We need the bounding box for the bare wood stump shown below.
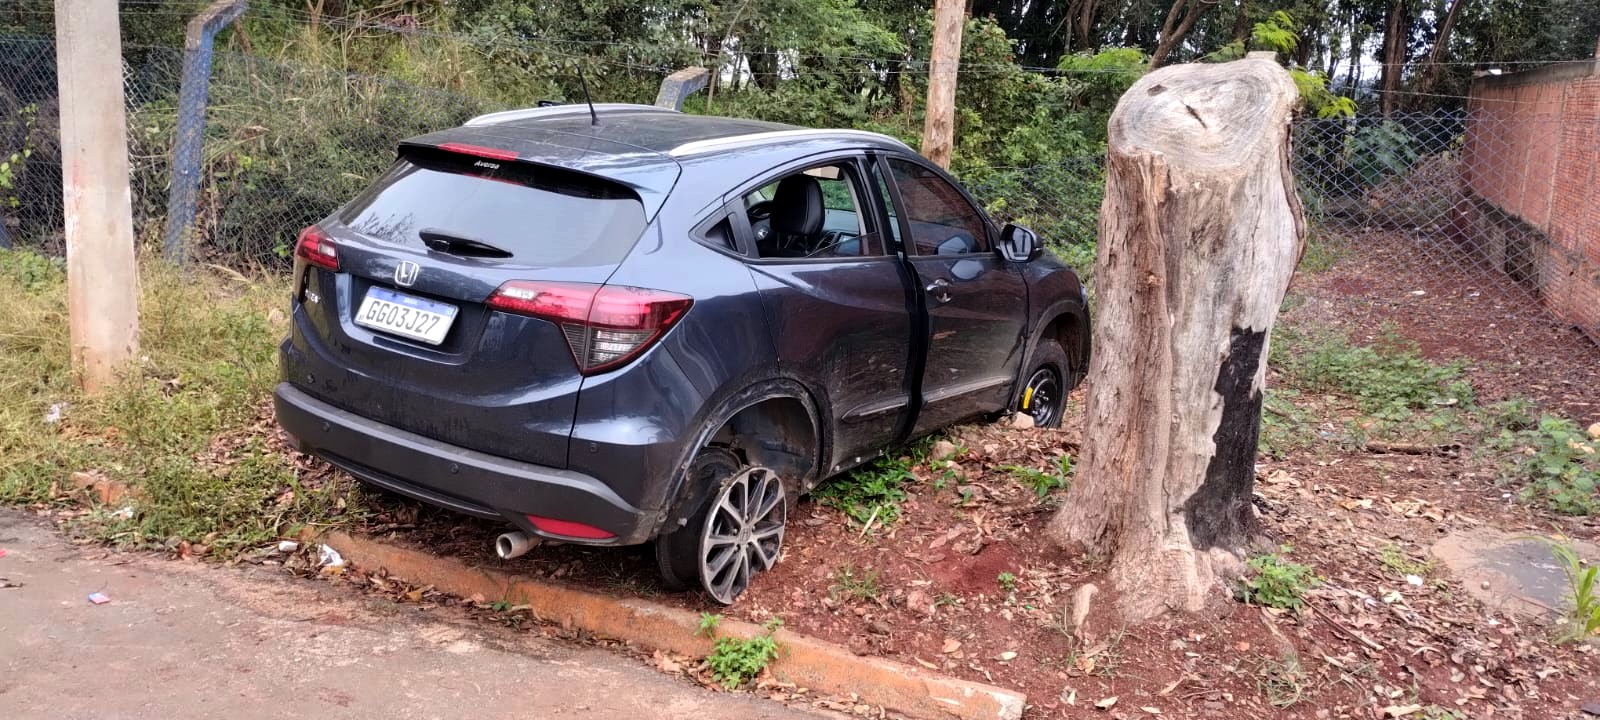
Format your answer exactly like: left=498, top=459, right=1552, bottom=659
left=1045, top=56, right=1304, bottom=621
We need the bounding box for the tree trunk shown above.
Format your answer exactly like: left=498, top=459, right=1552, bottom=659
left=921, top=0, right=965, bottom=169
left=1149, top=0, right=1213, bottom=68
left=1409, top=0, right=1469, bottom=108
left=1230, top=0, right=1251, bottom=45
left=1072, top=0, right=1101, bottom=52
left=1044, top=54, right=1304, bottom=622
left=1378, top=0, right=1409, bottom=116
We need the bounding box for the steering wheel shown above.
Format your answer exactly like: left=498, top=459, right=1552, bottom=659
left=746, top=200, right=775, bottom=244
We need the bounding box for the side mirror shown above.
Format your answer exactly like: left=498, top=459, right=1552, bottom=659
left=998, top=224, right=1042, bottom=263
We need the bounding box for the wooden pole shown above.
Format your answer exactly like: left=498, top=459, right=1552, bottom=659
left=1045, top=54, right=1303, bottom=622
left=56, top=0, right=140, bottom=393
left=920, top=0, right=964, bottom=169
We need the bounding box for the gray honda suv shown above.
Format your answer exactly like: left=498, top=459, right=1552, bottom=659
left=274, top=103, right=1089, bottom=603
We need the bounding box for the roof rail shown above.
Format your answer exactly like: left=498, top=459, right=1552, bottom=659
left=669, top=129, right=913, bottom=158
left=465, top=103, right=679, bottom=127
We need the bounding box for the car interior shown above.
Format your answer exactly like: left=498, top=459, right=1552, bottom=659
left=744, top=164, right=873, bottom=259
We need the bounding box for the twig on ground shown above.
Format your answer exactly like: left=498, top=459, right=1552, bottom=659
left=1361, top=441, right=1460, bottom=456
left=1307, top=601, right=1387, bottom=652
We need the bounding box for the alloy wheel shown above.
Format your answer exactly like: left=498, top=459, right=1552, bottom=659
left=698, top=466, right=786, bottom=605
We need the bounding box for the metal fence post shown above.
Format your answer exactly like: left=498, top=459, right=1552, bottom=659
left=0, top=212, right=10, bottom=250
left=161, top=0, right=247, bottom=263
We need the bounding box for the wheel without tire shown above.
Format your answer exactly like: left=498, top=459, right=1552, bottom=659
left=654, top=452, right=787, bottom=604
left=1019, top=341, right=1070, bottom=428
left=697, top=466, right=786, bottom=604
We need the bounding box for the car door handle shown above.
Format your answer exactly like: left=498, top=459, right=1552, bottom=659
left=925, top=278, right=953, bottom=304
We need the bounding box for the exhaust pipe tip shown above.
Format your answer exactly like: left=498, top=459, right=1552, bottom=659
left=495, top=531, right=538, bottom=560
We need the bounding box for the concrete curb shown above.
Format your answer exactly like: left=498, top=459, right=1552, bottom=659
left=324, top=532, right=1026, bottom=720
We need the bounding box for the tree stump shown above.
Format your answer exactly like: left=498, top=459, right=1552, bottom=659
left=1045, top=56, right=1304, bottom=621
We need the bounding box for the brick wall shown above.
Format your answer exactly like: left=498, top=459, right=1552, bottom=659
left=1467, top=60, right=1600, bottom=341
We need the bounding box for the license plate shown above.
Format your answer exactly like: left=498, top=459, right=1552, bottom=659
left=354, top=287, right=458, bottom=345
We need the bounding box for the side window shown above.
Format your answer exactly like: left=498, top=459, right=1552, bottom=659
left=699, top=216, right=736, bottom=252
left=741, top=163, right=880, bottom=259
left=885, top=158, right=990, bottom=256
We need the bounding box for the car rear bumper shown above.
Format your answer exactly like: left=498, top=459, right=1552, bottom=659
left=273, top=382, right=651, bottom=545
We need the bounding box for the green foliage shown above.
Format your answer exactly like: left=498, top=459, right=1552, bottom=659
left=0, top=103, right=35, bottom=210
left=1291, top=70, right=1357, bottom=119
left=703, top=617, right=784, bottom=689
left=1239, top=545, right=1320, bottom=611
left=1274, top=327, right=1471, bottom=415
left=1001, top=455, right=1071, bottom=499
left=829, top=564, right=881, bottom=601
left=1491, top=416, right=1600, bottom=515
left=996, top=571, right=1017, bottom=592
left=1258, top=388, right=1313, bottom=459
left=1529, top=537, right=1600, bottom=642
left=0, top=253, right=363, bottom=554
left=1251, top=11, right=1300, bottom=55
left=813, top=453, right=912, bottom=527
left=697, top=612, right=722, bottom=636
left=0, top=248, right=63, bottom=291
left=1347, top=122, right=1420, bottom=187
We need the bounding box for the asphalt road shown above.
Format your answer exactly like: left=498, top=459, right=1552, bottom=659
left=0, top=509, right=818, bottom=719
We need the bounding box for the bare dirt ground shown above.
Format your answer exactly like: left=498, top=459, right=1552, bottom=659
left=313, top=230, right=1600, bottom=719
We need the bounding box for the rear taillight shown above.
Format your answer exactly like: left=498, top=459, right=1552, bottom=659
left=294, top=226, right=338, bottom=271
left=487, top=281, right=692, bottom=375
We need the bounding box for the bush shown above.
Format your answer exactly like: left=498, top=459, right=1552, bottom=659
left=1239, top=545, right=1320, bottom=611
left=698, top=616, right=784, bottom=689
left=1492, top=416, right=1600, bottom=515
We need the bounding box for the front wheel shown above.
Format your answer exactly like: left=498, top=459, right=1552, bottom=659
left=1018, top=341, right=1070, bottom=428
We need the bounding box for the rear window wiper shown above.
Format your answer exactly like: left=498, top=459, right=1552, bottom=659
left=419, top=229, right=513, bottom=259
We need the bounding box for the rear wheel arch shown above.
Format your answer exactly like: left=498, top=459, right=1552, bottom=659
left=656, top=378, right=825, bottom=535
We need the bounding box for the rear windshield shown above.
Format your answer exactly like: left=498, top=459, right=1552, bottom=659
left=336, top=147, right=647, bottom=266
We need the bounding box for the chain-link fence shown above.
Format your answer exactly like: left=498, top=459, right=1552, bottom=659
left=0, top=33, right=500, bottom=262
left=2, top=30, right=1595, bottom=374
left=1291, top=112, right=1600, bottom=352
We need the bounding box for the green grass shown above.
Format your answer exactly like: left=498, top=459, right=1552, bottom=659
left=829, top=564, right=881, bottom=601
left=1273, top=326, right=1472, bottom=414
left=1528, top=537, right=1600, bottom=643
left=1238, top=545, right=1320, bottom=611
left=0, top=249, right=363, bottom=556
left=1000, top=454, right=1072, bottom=499
left=1259, top=388, right=1315, bottom=458
left=813, top=451, right=917, bottom=528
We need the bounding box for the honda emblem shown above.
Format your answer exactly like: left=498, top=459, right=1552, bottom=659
left=394, top=260, right=420, bottom=287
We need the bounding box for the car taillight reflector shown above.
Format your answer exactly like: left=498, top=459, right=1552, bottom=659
left=526, top=514, right=615, bottom=540
left=437, top=142, right=520, bottom=161
left=486, top=281, right=692, bottom=375
left=294, top=225, right=338, bottom=270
